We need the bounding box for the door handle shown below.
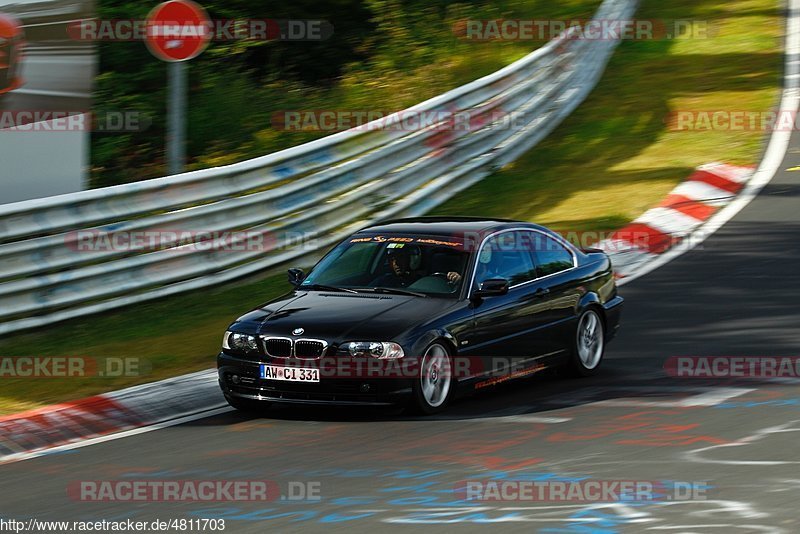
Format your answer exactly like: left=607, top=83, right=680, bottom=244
left=534, top=287, right=550, bottom=298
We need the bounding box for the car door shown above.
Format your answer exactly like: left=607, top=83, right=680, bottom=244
left=461, top=230, right=554, bottom=381
left=525, top=231, right=582, bottom=359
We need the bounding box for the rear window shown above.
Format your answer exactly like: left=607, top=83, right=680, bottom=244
left=532, top=234, right=575, bottom=277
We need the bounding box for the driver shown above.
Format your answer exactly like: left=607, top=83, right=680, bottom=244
left=371, top=245, right=461, bottom=288
left=371, top=245, right=422, bottom=288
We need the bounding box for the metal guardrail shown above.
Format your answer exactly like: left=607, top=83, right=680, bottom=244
left=0, top=0, right=637, bottom=335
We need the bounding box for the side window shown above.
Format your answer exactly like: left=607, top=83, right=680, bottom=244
left=473, top=231, right=537, bottom=288
left=530, top=233, right=574, bottom=277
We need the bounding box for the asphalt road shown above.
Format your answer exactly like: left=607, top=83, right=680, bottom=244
left=2, top=59, right=800, bottom=534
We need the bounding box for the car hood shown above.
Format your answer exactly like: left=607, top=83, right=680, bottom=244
left=235, top=290, right=456, bottom=342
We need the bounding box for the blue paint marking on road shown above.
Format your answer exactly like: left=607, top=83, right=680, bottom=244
left=379, top=481, right=438, bottom=494
left=143, top=468, right=702, bottom=526
left=328, top=497, right=377, bottom=506
left=319, top=512, right=377, bottom=523
left=715, top=398, right=800, bottom=409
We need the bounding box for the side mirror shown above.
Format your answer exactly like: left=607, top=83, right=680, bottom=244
left=473, top=278, right=509, bottom=298
left=287, top=268, right=305, bottom=287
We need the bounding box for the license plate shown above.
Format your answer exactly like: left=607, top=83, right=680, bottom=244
left=260, top=365, right=320, bottom=382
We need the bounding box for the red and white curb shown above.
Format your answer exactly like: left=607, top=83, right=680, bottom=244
left=594, top=163, right=754, bottom=278
left=0, top=369, right=223, bottom=464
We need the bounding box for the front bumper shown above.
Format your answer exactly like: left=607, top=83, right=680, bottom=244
left=217, top=351, right=414, bottom=406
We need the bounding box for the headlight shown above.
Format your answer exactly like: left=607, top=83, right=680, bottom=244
left=345, top=341, right=404, bottom=359
left=222, top=331, right=258, bottom=352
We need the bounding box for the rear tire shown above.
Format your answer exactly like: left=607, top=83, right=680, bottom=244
left=566, top=308, right=605, bottom=377
left=408, top=342, right=454, bottom=415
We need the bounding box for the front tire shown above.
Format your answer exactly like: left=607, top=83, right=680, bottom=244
left=408, top=342, right=454, bottom=415
left=567, top=308, right=605, bottom=377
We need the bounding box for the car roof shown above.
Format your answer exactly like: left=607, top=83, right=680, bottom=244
left=358, top=217, right=552, bottom=236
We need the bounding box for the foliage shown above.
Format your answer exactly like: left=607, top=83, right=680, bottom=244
left=90, top=0, right=598, bottom=186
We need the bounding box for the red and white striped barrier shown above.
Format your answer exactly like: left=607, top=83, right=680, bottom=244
left=0, top=369, right=222, bottom=463
left=595, top=163, right=754, bottom=278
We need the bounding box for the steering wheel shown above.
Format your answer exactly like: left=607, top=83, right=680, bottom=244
left=430, top=272, right=456, bottom=284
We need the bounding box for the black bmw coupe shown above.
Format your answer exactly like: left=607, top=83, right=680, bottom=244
left=217, top=217, right=623, bottom=414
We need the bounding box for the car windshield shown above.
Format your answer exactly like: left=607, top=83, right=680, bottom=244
left=299, top=234, right=470, bottom=296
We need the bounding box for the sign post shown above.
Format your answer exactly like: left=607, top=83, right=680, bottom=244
left=145, top=0, right=211, bottom=175
left=166, top=62, right=186, bottom=175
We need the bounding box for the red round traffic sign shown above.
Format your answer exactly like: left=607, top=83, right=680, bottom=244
left=145, top=0, right=211, bottom=62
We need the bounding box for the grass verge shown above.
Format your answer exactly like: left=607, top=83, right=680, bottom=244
left=0, top=0, right=781, bottom=414
left=434, top=0, right=781, bottom=230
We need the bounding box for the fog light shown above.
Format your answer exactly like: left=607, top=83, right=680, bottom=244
left=231, top=374, right=240, bottom=385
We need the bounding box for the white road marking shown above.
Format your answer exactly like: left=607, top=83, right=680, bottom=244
left=546, top=387, right=753, bottom=408
left=685, top=420, right=800, bottom=466
left=0, top=405, right=232, bottom=466
left=461, top=415, right=572, bottom=424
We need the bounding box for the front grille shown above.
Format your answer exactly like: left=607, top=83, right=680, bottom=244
left=260, top=336, right=328, bottom=359
left=295, top=340, right=326, bottom=359
left=263, top=337, right=292, bottom=358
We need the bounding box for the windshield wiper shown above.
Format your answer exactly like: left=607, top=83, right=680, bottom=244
left=300, top=284, right=359, bottom=294
left=371, top=287, right=427, bottom=298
